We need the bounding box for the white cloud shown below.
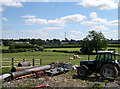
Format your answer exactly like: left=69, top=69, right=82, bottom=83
left=19, top=26, right=64, bottom=39
left=90, top=12, right=97, bottom=19
left=20, top=27, right=64, bottom=33
left=81, top=18, right=107, bottom=25
left=60, top=14, right=86, bottom=22
left=0, top=7, right=4, bottom=12
left=2, top=2, right=23, bottom=7
left=103, top=30, right=118, bottom=39
left=81, top=12, right=118, bottom=26
left=1, top=0, right=26, bottom=7
left=41, top=27, right=64, bottom=31
left=2, top=30, right=15, bottom=33
left=2, top=17, right=8, bottom=21
left=89, top=25, right=109, bottom=31
left=43, top=0, right=49, bottom=2
left=19, top=0, right=26, bottom=2
left=25, top=19, right=47, bottom=25
left=71, top=30, right=82, bottom=34
left=69, top=35, right=76, bottom=39
left=77, top=0, right=118, bottom=10
left=1, top=0, right=25, bottom=12
left=25, top=14, right=86, bottom=26
left=107, top=20, right=118, bottom=26
left=21, top=14, right=36, bottom=18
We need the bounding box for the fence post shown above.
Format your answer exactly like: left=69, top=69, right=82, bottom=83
left=12, top=58, right=14, bottom=67
left=33, top=59, right=35, bottom=66
left=23, top=58, right=25, bottom=62
left=40, top=59, right=42, bottom=65
left=88, top=55, right=90, bottom=60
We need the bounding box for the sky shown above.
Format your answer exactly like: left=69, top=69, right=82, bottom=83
left=1, top=0, right=119, bottom=40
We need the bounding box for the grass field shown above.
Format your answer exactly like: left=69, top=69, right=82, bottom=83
left=2, top=51, right=96, bottom=65
left=45, top=47, right=120, bottom=53
left=1, top=47, right=120, bottom=74
left=107, top=47, right=120, bottom=53
left=44, top=48, right=81, bottom=52
left=1, top=51, right=96, bottom=74
left=0, top=46, right=9, bottom=50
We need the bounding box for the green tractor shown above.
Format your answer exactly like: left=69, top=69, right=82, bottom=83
left=77, top=51, right=120, bottom=79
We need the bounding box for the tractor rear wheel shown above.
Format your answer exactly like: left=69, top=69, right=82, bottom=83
left=77, top=65, right=88, bottom=77
left=100, top=64, right=118, bottom=79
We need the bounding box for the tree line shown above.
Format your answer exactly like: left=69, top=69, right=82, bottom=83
left=1, top=30, right=119, bottom=54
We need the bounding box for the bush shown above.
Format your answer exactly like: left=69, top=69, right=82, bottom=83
left=14, top=43, right=35, bottom=49
left=10, top=49, right=17, bottom=53
left=38, top=46, right=44, bottom=51
left=44, top=45, right=81, bottom=48
left=108, top=44, right=120, bottom=47
left=34, top=48, right=39, bottom=51
left=2, top=49, right=10, bottom=53
left=16, top=48, right=26, bottom=52
left=2, top=49, right=17, bottom=53
left=9, top=44, right=15, bottom=49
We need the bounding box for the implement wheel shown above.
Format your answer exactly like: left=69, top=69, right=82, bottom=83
left=77, top=65, right=88, bottom=77
left=100, top=64, right=118, bottom=80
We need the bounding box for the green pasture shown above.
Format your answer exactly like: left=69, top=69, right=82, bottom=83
left=2, top=51, right=96, bottom=74
left=107, top=47, right=120, bottom=53
left=2, top=51, right=96, bottom=65
left=1, top=47, right=120, bottom=74
left=44, top=48, right=81, bottom=52
left=45, top=47, right=120, bottom=53
left=0, top=46, right=9, bottom=50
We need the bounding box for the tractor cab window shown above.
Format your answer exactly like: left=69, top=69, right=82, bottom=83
left=105, top=53, right=112, bottom=61
left=96, top=54, right=100, bottom=61
left=100, top=54, right=104, bottom=61
left=96, top=54, right=104, bottom=61
left=112, top=54, right=116, bottom=60
left=116, top=54, right=120, bottom=62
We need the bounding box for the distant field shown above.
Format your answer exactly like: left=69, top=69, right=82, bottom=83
left=45, top=47, right=120, bottom=53
left=0, top=46, right=9, bottom=50
left=107, top=47, right=120, bottom=53
left=44, top=48, right=81, bottom=52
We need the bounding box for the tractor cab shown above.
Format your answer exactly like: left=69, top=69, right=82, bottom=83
left=95, top=51, right=120, bottom=71
left=96, top=51, right=120, bottom=62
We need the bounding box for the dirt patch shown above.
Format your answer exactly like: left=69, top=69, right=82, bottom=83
left=2, top=70, right=120, bottom=88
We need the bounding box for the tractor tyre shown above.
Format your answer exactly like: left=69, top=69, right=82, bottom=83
left=77, top=65, right=88, bottom=77
left=100, top=64, right=118, bottom=80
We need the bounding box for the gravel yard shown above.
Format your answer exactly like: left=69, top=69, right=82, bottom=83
left=2, top=70, right=120, bottom=88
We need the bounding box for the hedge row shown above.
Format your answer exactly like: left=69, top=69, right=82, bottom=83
left=44, top=45, right=81, bottom=48
left=2, top=47, right=44, bottom=53
left=108, top=44, right=120, bottom=47
left=44, top=43, right=120, bottom=48
left=14, top=43, right=35, bottom=49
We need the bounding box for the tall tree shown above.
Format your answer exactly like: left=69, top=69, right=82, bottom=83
left=81, top=30, right=108, bottom=54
